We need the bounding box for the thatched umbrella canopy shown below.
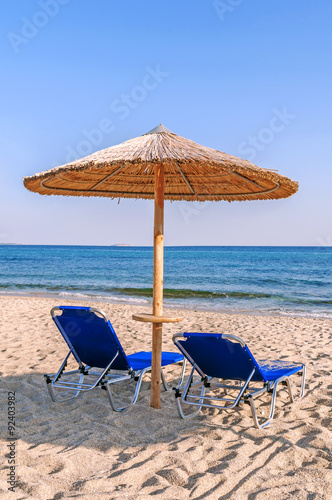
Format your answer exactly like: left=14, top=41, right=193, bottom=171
left=24, top=124, right=297, bottom=201
left=24, top=124, right=298, bottom=408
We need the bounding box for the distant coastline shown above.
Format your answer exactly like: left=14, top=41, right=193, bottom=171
left=0, top=244, right=331, bottom=248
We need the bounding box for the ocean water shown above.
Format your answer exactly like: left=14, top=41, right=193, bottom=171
left=0, top=245, right=331, bottom=319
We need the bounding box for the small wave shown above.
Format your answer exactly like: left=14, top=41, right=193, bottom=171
left=0, top=290, right=330, bottom=319
left=0, top=283, right=85, bottom=291
left=58, top=291, right=149, bottom=304
left=111, top=287, right=275, bottom=300
left=1, top=284, right=331, bottom=307
left=59, top=291, right=91, bottom=298
left=112, top=287, right=332, bottom=305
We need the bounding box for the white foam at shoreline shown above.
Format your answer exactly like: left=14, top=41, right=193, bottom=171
left=0, top=290, right=331, bottom=320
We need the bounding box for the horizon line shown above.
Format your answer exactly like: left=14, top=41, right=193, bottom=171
left=0, top=244, right=330, bottom=248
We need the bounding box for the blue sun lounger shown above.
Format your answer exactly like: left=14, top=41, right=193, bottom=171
left=173, top=333, right=305, bottom=429
left=45, top=306, right=185, bottom=411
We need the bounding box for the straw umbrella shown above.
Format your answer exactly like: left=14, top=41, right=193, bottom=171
left=23, top=124, right=298, bottom=408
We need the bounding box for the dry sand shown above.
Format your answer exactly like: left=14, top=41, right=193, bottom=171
left=0, top=295, right=331, bottom=499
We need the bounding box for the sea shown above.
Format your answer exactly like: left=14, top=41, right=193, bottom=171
left=0, top=245, right=331, bottom=319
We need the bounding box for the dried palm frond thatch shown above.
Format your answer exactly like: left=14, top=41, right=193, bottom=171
left=23, top=124, right=298, bottom=202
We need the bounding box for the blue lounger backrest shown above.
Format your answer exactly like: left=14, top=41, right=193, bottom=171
left=178, top=333, right=265, bottom=382
left=52, top=306, right=131, bottom=370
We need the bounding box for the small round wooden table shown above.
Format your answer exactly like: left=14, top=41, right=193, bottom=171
left=132, top=314, right=183, bottom=324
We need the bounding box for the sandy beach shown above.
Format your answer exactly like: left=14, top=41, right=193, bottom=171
left=0, top=295, right=331, bottom=499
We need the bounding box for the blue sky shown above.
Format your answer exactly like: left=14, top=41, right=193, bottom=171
left=0, top=0, right=331, bottom=245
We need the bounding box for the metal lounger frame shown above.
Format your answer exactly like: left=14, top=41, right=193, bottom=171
left=45, top=307, right=186, bottom=412
left=173, top=333, right=306, bottom=429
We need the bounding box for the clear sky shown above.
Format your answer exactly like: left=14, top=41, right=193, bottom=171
left=1, top=1, right=331, bottom=246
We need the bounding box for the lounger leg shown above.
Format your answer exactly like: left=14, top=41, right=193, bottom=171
left=46, top=382, right=73, bottom=403
left=175, top=365, right=206, bottom=419
left=105, top=382, right=136, bottom=412
left=161, top=368, right=169, bottom=391
left=284, top=365, right=306, bottom=403
left=44, top=349, right=88, bottom=403
left=249, top=367, right=306, bottom=429
left=248, top=383, right=278, bottom=429
left=45, top=372, right=85, bottom=403
left=105, top=369, right=149, bottom=412
left=160, top=359, right=187, bottom=392
left=299, top=366, right=306, bottom=399
left=285, top=378, right=294, bottom=402
left=176, top=358, right=187, bottom=388
left=105, top=384, right=126, bottom=412
left=176, top=384, right=206, bottom=419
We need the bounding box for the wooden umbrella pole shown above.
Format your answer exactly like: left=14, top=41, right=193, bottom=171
left=150, top=163, right=165, bottom=409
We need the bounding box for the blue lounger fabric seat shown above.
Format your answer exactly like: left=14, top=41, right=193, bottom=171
left=173, top=332, right=305, bottom=429
left=45, top=306, right=185, bottom=411
left=126, top=351, right=184, bottom=371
